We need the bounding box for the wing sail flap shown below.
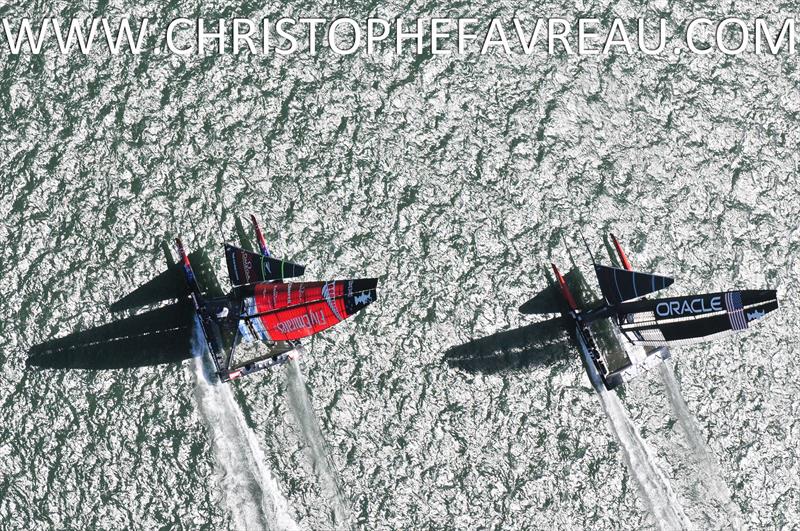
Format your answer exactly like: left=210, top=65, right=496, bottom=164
left=240, top=279, right=378, bottom=341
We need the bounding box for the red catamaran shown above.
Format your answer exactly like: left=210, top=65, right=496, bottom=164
left=27, top=215, right=378, bottom=382
left=177, top=216, right=378, bottom=382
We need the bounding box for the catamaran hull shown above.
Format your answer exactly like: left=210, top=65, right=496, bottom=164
left=218, top=350, right=297, bottom=382
left=575, top=324, right=608, bottom=393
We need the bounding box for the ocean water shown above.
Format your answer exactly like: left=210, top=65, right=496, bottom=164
left=1, top=2, right=799, bottom=529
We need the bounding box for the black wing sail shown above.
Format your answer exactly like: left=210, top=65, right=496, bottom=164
left=594, top=264, right=674, bottom=305
left=615, top=290, right=778, bottom=346
left=224, top=244, right=305, bottom=286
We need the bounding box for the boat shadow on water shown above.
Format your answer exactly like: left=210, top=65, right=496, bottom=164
left=444, top=269, right=583, bottom=375
left=26, top=302, right=196, bottom=370
left=443, top=317, right=573, bottom=374
left=26, top=243, right=222, bottom=371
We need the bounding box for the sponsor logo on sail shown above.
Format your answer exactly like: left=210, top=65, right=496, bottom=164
left=242, top=251, right=253, bottom=283
left=276, top=309, right=326, bottom=334
left=354, top=292, right=372, bottom=305
left=228, top=248, right=240, bottom=282
left=322, top=281, right=345, bottom=321
left=746, top=309, right=765, bottom=321
left=725, top=291, right=748, bottom=331
left=655, top=296, right=722, bottom=317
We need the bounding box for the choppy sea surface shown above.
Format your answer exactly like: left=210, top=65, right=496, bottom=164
left=1, top=1, right=799, bottom=529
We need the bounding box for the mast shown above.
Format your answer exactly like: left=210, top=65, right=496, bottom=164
left=551, top=263, right=578, bottom=311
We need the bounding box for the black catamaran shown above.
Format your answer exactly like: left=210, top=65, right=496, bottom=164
left=28, top=215, right=379, bottom=382
left=550, top=234, right=778, bottom=390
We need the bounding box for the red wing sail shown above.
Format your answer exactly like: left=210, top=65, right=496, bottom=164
left=240, top=279, right=378, bottom=341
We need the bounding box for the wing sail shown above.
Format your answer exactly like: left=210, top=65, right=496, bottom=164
left=225, top=244, right=305, bottom=286
left=594, top=264, right=674, bottom=305
left=615, top=290, right=778, bottom=346
left=238, top=279, right=378, bottom=341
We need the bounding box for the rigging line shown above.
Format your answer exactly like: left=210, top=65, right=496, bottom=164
left=579, top=229, right=596, bottom=265
left=202, top=187, right=228, bottom=245
left=561, top=233, right=576, bottom=266
left=217, top=215, right=228, bottom=245
left=186, top=208, right=199, bottom=243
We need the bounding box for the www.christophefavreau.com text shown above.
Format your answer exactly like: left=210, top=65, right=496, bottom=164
left=1, top=17, right=797, bottom=57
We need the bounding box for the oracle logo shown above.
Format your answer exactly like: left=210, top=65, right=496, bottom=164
left=655, top=296, right=722, bottom=317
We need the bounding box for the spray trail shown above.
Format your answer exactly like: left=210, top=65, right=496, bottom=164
left=285, top=354, right=351, bottom=529
left=578, top=333, right=691, bottom=530
left=190, top=323, right=299, bottom=531
left=658, top=359, right=743, bottom=526
left=597, top=386, right=692, bottom=530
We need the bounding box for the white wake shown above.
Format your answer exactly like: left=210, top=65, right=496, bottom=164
left=658, top=359, right=743, bottom=527
left=285, top=355, right=351, bottom=529
left=578, top=331, right=691, bottom=530
left=189, top=322, right=298, bottom=531
left=597, top=385, right=692, bottom=530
